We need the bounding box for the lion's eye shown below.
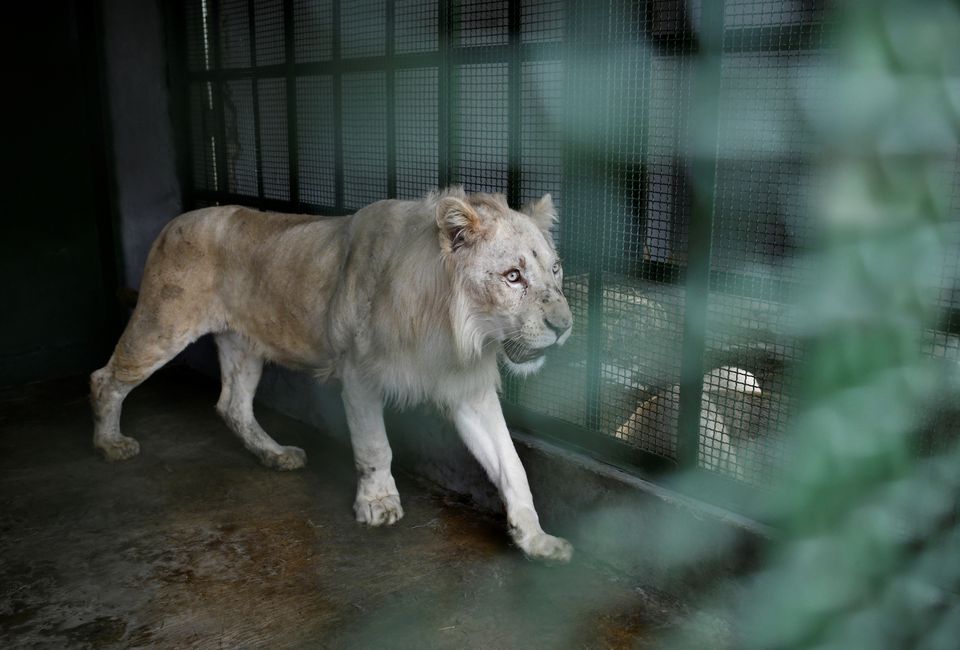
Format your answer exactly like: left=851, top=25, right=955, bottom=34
left=552, top=261, right=561, bottom=274
left=505, top=269, right=523, bottom=284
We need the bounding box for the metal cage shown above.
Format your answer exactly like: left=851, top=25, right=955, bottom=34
left=169, top=0, right=960, bottom=514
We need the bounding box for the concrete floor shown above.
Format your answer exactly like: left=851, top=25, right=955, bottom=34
left=1, top=366, right=698, bottom=649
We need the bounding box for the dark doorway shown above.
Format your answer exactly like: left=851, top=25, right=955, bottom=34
left=2, top=2, right=119, bottom=385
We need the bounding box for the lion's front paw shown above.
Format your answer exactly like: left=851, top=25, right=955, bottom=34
left=354, top=494, right=404, bottom=526
left=95, top=435, right=141, bottom=462
left=521, top=533, right=573, bottom=564
left=261, top=445, right=307, bottom=471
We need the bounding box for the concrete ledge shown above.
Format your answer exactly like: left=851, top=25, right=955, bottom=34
left=510, top=430, right=769, bottom=600
left=513, top=430, right=773, bottom=540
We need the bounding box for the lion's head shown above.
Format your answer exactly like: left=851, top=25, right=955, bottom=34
left=435, top=188, right=573, bottom=375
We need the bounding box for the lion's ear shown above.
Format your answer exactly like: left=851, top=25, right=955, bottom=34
left=436, top=196, right=483, bottom=253
left=522, top=193, right=558, bottom=236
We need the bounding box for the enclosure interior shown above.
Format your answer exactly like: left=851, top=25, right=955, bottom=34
left=2, top=0, right=958, bottom=647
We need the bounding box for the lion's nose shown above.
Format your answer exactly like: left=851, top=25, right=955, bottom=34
left=545, top=317, right=571, bottom=341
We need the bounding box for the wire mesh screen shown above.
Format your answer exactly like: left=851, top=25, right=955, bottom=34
left=223, top=79, right=258, bottom=195
left=256, top=78, right=290, bottom=200
left=395, top=0, right=439, bottom=53
left=455, top=62, right=509, bottom=194
left=341, top=72, right=388, bottom=209
left=395, top=67, right=439, bottom=199
left=253, top=0, right=286, bottom=65
left=177, top=0, right=960, bottom=498
left=188, top=81, right=218, bottom=192
left=297, top=75, right=336, bottom=207
left=702, top=4, right=828, bottom=484
left=454, top=1, right=509, bottom=47
left=293, top=0, right=334, bottom=62
left=341, top=0, right=387, bottom=58
left=218, top=0, right=252, bottom=68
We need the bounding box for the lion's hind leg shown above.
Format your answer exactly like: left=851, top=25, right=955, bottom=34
left=215, top=332, right=306, bottom=471
left=91, top=297, right=206, bottom=461
left=91, top=364, right=143, bottom=462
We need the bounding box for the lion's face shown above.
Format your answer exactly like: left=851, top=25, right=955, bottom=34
left=437, top=191, right=573, bottom=375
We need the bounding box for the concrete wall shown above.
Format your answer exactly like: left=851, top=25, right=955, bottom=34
left=101, top=0, right=182, bottom=288
left=1, top=2, right=118, bottom=385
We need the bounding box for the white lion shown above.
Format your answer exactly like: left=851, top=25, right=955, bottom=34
left=90, top=187, right=574, bottom=562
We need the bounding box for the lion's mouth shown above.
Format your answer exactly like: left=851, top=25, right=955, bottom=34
left=503, top=341, right=547, bottom=364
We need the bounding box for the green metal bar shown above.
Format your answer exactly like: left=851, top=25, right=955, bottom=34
left=183, top=42, right=562, bottom=81
left=283, top=0, right=299, bottom=208
left=446, top=1, right=462, bottom=186
left=507, top=0, right=522, bottom=208
left=385, top=0, right=397, bottom=199
left=209, top=0, right=230, bottom=195
left=579, top=1, right=609, bottom=433
left=332, top=0, right=344, bottom=209
left=722, top=22, right=825, bottom=53
left=675, top=0, right=725, bottom=469
left=437, top=0, right=451, bottom=187
left=163, top=0, right=193, bottom=211
left=194, top=189, right=351, bottom=215
left=633, top=1, right=655, bottom=278
left=247, top=0, right=265, bottom=205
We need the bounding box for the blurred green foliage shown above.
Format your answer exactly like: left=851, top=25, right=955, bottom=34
left=717, top=1, right=960, bottom=647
